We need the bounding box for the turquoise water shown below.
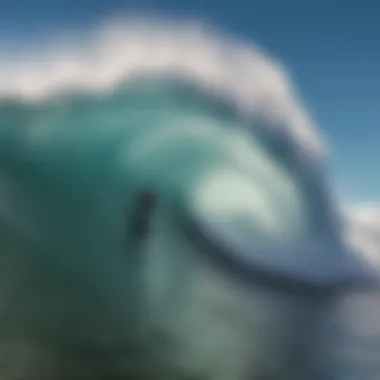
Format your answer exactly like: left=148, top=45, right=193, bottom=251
left=0, top=77, right=378, bottom=379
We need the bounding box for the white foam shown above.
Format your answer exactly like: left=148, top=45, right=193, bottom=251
left=0, top=16, right=324, bottom=164
left=345, top=205, right=380, bottom=268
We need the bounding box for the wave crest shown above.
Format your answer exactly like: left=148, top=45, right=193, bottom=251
left=0, top=17, right=323, bottom=161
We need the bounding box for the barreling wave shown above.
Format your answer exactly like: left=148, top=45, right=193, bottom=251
left=0, top=16, right=375, bottom=380
left=0, top=16, right=348, bottom=283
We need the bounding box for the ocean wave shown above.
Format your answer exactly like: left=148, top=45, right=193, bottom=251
left=0, top=17, right=346, bottom=283
left=0, top=16, right=377, bottom=380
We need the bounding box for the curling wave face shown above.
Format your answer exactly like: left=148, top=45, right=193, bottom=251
left=0, top=18, right=364, bottom=380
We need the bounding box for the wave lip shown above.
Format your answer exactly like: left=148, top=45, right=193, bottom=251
left=0, top=17, right=323, bottom=161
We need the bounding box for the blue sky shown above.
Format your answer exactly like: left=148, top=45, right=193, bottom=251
left=1, top=0, right=379, bottom=203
